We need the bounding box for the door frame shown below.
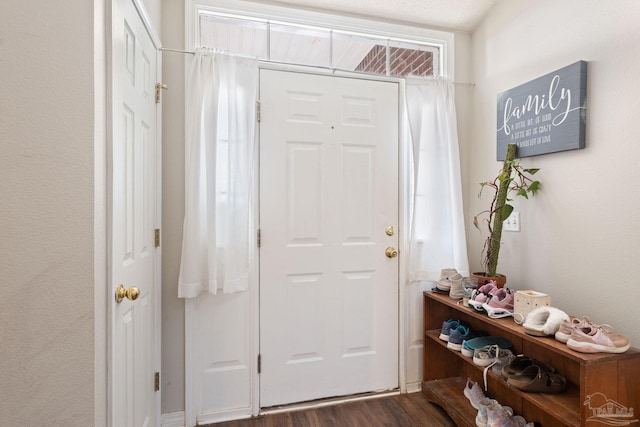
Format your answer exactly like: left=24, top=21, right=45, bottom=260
left=106, top=0, right=163, bottom=425
left=254, top=63, right=411, bottom=410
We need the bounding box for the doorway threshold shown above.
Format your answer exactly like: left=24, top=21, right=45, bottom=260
left=259, top=389, right=401, bottom=416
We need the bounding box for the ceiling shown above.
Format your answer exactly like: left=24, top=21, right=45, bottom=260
left=267, top=0, right=497, bottom=31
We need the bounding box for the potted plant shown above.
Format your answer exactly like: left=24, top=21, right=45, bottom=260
left=472, top=143, right=541, bottom=287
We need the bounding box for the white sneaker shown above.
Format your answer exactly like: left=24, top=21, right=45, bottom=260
left=436, top=268, right=459, bottom=292
left=463, top=378, right=486, bottom=409
left=448, top=274, right=464, bottom=300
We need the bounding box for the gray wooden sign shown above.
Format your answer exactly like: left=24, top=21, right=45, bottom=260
left=496, top=61, right=587, bottom=160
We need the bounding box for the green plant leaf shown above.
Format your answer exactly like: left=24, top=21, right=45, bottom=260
left=473, top=216, right=480, bottom=230
left=478, top=182, right=490, bottom=198
left=528, top=180, right=540, bottom=194
left=502, top=204, right=514, bottom=220
left=524, top=168, right=540, bottom=175
left=517, top=188, right=529, bottom=199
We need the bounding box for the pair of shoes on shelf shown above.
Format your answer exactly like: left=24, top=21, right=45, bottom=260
left=488, top=408, right=534, bottom=427
left=501, top=355, right=555, bottom=378
left=468, top=283, right=515, bottom=318
left=473, top=345, right=515, bottom=369
left=461, top=336, right=512, bottom=358
left=435, top=268, right=465, bottom=300
left=490, top=348, right=516, bottom=377
left=482, top=288, right=515, bottom=318
left=468, top=281, right=498, bottom=309
left=503, top=356, right=566, bottom=394
left=448, top=324, right=480, bottom=351
left=555, top=316, right=630, bottom=354
left=477, top=398, right=534, bottom=427
left=439, top=319, right=466, bottom=342
left=465, top=378, right=534, bottom=426
left=474, top=345, right=515, bottom=393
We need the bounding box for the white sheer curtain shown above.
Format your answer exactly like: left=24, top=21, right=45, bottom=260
left=178, top=49, right=258, bottom=298
left=405, top=78, right=469, bottom=282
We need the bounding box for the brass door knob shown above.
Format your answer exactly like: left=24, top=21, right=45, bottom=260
left=385, top=247, right=398, bottom=258
left=116, top=284, right=140, bottom=303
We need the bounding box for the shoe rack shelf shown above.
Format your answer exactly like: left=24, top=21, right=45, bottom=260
left=422, top=291, right=640, bottom=427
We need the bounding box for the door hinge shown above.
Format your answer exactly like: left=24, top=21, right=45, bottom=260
left=154, top=372, right=160, bottom=391
left=155, top=83, right=168, bottom=103
left=257, top=228, right=261, bottom=248
left=257, top=354, right=261, bottom=374
left=256, top=100, right=261, bottom=122
left=155, top=228, right=161, bottom=248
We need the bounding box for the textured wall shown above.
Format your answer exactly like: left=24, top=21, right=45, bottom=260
left=468, top=0, right=640, bottom=346
left=0, top=0, right=95, bottom=425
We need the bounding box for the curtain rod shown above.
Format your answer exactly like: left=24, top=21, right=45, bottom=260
left=159, top=47, right=475, bottom=86
left=160, top=47, right=195, bottom=54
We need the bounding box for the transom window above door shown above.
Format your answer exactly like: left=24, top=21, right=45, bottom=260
left=190, top=0, right=454, bottom=77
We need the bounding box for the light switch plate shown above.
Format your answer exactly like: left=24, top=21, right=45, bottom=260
left=504, top=211, right=520, bottom=232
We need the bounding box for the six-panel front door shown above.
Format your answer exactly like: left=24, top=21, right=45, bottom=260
left=259, top=69, right=399, bottom=407
left=110, top=0, right=160, bottom=425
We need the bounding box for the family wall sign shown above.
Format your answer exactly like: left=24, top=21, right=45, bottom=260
left=496, top=61, right=587, bottom=160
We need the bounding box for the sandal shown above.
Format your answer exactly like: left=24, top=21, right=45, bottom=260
left=507, top=365, right=567, bottom=393
left=501, top=355, right=555, bottom=379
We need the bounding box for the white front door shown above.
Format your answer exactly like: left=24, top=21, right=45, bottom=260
left=110, top=0, right=161, bottom=425
left=259, top=69, right=399, bottom=407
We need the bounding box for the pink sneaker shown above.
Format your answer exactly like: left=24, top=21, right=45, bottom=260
left=470, top=281, right=498, bottom=303
left=484, top=288, right=514, bottom=310
left=468, top=282, right=498, bottom=311
left=555, top=316, right=591, bottom=343
left=567, top=323, right=630, bottom=353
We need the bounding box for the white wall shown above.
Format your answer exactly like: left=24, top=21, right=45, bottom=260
left=0, top=1, right=95, bottom=425
left=468, top=0, right=640, bottom=346
left=0, top=0, right=163, bottom=425
left=160, top=0, right=187, bottom=415
left=144, top=0, right=163, bottom=30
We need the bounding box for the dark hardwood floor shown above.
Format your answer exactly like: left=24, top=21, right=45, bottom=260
left=205, top=392, right=457, bottom=427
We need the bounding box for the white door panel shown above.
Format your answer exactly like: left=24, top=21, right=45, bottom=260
left=259, top=70, right=399, bottom=407
left=111, top=0, right=160, bottom=425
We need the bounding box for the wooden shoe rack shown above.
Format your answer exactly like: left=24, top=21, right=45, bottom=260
left=422, top=291, right=640, bottom=426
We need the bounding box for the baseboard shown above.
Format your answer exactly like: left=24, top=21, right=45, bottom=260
left=406, top=381, right=422, bottom=393
left=161, top=411, right=185, bottom=427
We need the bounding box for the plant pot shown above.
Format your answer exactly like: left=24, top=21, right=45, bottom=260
left=471, top=272, right=507, bottom=288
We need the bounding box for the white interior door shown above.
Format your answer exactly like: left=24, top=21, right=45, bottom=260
left=259, top=69, right=399, bottom=407
left=110, top=0, right=161, bottom=425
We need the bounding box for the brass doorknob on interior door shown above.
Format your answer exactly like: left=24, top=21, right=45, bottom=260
left=385, top=247, right=398, bottom=258
left=116, top=284, right=140, bottom=303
